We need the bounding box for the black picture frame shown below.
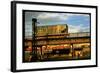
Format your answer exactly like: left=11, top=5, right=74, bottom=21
left=11, top=1, right=98, bottom=72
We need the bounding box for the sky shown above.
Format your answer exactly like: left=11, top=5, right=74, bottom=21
left=24, top=11, right=90, bottom=37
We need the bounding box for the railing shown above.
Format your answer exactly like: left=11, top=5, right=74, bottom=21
left=68, top=32, right=90, bottom=37
left=25, top=32, right=90, bottom=39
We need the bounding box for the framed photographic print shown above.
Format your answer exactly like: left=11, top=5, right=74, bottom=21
left=11, top=1, right=98, bottom=72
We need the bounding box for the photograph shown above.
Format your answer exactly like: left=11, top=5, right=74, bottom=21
left=23, top=11, right=91, bottom=62
left=11, top=1, right=97, bottom=72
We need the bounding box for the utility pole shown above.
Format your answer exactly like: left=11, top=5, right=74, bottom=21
left=31, top=18, right=37, bottom=61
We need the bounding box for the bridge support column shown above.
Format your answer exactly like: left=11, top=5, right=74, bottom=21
left=71, top=44, right=74, bottom=58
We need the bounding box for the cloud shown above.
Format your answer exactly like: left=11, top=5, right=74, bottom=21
left=68, top=24, right=90, bottom=33
left=25, top=12, right=69, bottom=27
left=36, top=13, right=68, bottom=25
